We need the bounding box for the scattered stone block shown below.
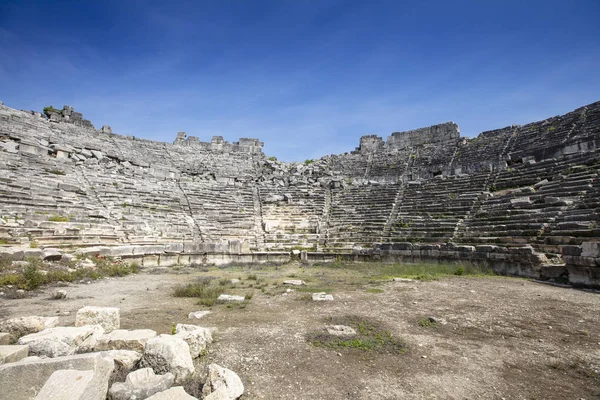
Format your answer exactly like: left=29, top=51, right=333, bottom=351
left=105, top=349, right=142, bottom=385
left=392, top=278, right=415, bottom=282
left=312, top=292, right=333, bottom=301
left=283, top=279, right=305, bottom=286
left=53, top=289, right=68, bottom=300
left=34, top=369, right=95, bottom=400
left=41, top=248, right=62, bottom=261
left=76, top=306, right=120, bottom=333
left=202, top=363, right=244, bottom=400
left=174, top=324, right=212, bottom=358
left=95, top=329, right=157, bottom=353
left=188, top=310, right=211, bottom=320
left=108, top=367, right=175, bottom=400
left=18, top=325, right=104, bottom=357
left=581, top=242, right=600, bottom=258
left=141, top=335, right=194, bottom=385
left=0, top=345, right=29, bottom=364
left=326, top=325, right=356, bottom=337
left=0, top=352, right=114, bottom=400
left=0, top=333, right=9, bottom=345
left=0, top=316, right=60, bottom=343
left=146, top=386, right=198, bottom=399
left=217, top=294, right=245, bottom=302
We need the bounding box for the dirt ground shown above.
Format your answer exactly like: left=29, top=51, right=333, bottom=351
left=1, top=263, right=599, bottom=400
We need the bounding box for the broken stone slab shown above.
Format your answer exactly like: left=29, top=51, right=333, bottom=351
left=141, top=335, right=194, bottom=385
left=187, top=310, right=211, bottom=320
left=283, top=279, right=306, bottom=286
left=0, top=333, right=9, bottom=345
left=312, top=292, right=334, bottom=301
left=145, top=386, right=198, bottom=400
left=41, top=248, right=63, bottom=261
left=18, top=325, right=104, bottom=357
left=95, top=329, right=157, bottom=353
left=173, top=325, right=212, bottom=358
left=581, top=242, right=600, bottom=258
left=76, top=306, right=120, bottom=333
left=217, top=294, right=245, bottom=302
left=34, top=369, right=96, bottom=400
left=0, top=316, right=60, bottom=343
left=0, top=345, right=29, bottom=364
left=0, top=352, right=114, bottom=400
left=105, top=349, right=142, bottom=386
left=108, top=367, right=175, bottom=400
left=326, top=325, right=356, bottom=337
left=392, top=278, right=415, bottom=282
left=202, top=363, right=244, bottom=400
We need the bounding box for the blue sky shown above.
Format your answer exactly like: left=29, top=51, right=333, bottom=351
left=1, top=0, right=599, bottom=161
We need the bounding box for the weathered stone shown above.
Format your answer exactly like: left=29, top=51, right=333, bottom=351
left=217, top=294, right=245, bottom=302
left=0, top=352, right=114, bottom=400
left=174, top=324, right=212, bottom=358
left=0, top=333, right=10, bottom=345
left=41, top=248, right=63, bottom=261
left=312, top=292, right=334, bottom=301
left=76, top=306, right=120, bottom=333
left=53, top=289, right=68, bottom=299
left=108, top=367, right=175, bottom=400
left=202, top=363, right=244, bottom=400
left=393, top=277, right=415, bottom=282
left=18, top=325, right=104, bottom=357
left=35, top=369, right=96, bottom=400
left=106, top=349, right=143, bottom=384
left=581, top=242, right=600, bottom=258
left=0, top=316, right=60, bottom=343
left=187, top=310, right=211, bottom=320
left=0, top=344, right=29, bottom=364
left=145, top=386, right=198, bottom=399
left=141, top=335, right=194, bottom=385
left=283, top=279, right=305, bottom=286
left=326, top=325, right=356, bottom=337
left=95, top=329, right=157, bottom=352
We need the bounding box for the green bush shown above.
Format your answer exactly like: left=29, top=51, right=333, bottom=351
left=23, top=264, right=45, bottom=290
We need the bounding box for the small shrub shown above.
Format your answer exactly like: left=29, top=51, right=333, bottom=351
left=246, top=274, right=258, bottom=281
left=173, top=282, right=223, bottom=307
left=245, top=291, right=254, bottom=300
left=454, top=266, right=465, bottom=276
left=22, top=264, right=45, bottom=290
left=418, top=318, right=437, bottom=328
left=29, top=241, right=39, bottom=248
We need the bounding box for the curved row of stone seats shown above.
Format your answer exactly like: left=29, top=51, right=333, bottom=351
left=259, top=185, right=325, bottom=250
left=325, top=184, right=398, bottom=249
left=179, top=180, right=257, bottom=246
left=387, top=173, right=488, bottom=243
left=459, top=156, right=600, bottom=250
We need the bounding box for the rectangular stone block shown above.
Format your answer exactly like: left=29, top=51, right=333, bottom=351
left=0, top=345, right=29, bottom=364
left=0, top=333, right=9, bottom=345
left=581, top=242, right=600, bottom=258
left=159, top=255, right=180, bottom=267
left=0, top=352, right=114, bottom=400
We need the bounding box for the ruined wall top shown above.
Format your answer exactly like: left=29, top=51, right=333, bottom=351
left=43, top=105, right=95, bottom=129
left=356, top=122, right=460, bottom=154
left=173, top=131, right=264, bottom=154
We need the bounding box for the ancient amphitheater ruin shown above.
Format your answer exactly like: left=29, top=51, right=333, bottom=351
left=0, top=100, right=599, bottom=286
left=1, top=100, right=600, bottom=399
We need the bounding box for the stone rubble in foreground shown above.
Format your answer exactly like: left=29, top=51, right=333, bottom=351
left=0, top=306, right=244, bottom=400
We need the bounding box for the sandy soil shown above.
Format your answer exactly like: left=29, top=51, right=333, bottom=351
left=1, top=265, right=599, bottom=400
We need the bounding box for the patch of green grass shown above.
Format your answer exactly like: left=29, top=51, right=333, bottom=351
left=246, top=273, right=258, bottom=281
left=173, top=280, right=223, bottom=307
left=308, top=315, right=406, bottom=354
left=418, top=318, right=437, bottom=328
left=365, top=288, right=384, bottom=293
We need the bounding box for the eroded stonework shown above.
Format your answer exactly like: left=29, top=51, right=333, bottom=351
left=0, top=101, right=599, bottom=284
